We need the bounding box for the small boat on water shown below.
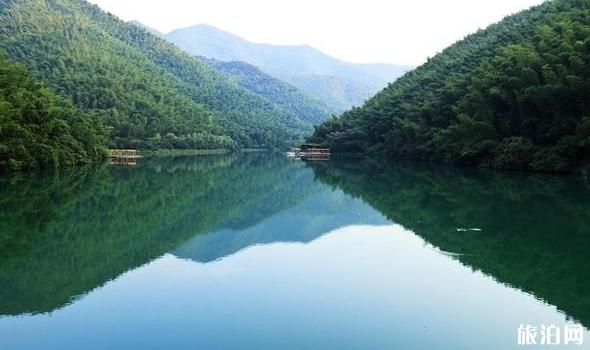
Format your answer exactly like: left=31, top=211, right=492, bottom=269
left=108, top=149, right=142, bottom=166
left=286, top=145, right=330, bottom=161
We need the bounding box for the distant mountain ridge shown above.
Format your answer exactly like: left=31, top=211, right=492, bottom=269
left=127, top=20, right=334, bottom=126
left=164, top=24, right=412, bottom=111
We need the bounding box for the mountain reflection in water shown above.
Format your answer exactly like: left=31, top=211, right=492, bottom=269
left=0, top=152, right=588, bottom=334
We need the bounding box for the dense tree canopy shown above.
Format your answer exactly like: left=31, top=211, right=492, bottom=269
left=0, top=0, right=315, bottom=152
left=309, top=0, right=590, bottom=173
left=0, top=52, right=106, bottom=170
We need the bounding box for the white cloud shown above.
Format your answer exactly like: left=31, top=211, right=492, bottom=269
left=87, top=0, right=545, bottom=65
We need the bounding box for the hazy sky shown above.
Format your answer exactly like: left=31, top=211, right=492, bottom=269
left=87, top=0, right=545, bottom=66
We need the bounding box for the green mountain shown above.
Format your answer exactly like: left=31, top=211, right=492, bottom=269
left=165, top=24, right=411, bottom=112
left=310, top=0, right=590, bottom=173
left=0, top=0, right=318, bottom=153
left=201, top=57, right=334, bottom=125
left=0, top=52, right=106, bottom=170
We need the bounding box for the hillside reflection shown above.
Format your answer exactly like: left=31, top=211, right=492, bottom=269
left=1, top=153, right=589, bottom=330
left=0, top=154, right=316, bottom=315
left=309, top=157, right=590, bottom=327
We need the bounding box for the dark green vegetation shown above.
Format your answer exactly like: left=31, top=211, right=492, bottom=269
left=310, top=0, right=590, bottom=173
left=0, top=0, right=320, bottom=155
left=201, top=57, right=333, bottom=125
left=0, top=153, right=315, bottom=315
left=0, top=52, right=106, bottom=170
left=310, top=157, right=590, bottom=327
left=165, top=24, right=411, bottom=112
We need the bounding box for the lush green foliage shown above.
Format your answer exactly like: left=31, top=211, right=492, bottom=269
left=310, top=0, right=590, bottom=173
left=0, top=52, right=106, bottom=170
left=203, top=58, right=334, bottom=125
left=0, top=0, right=314, bottom=151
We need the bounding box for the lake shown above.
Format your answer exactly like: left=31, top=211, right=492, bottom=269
left=0, top=153, right=589, bottom=349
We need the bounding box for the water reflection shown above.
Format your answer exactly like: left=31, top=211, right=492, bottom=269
left=309, top=157, right=590, bottom=327
left=0, top=154, right=319, bottom=315
left=0, top=152, right=588, bottom=346
left=173, top=187, right=388, bottom=263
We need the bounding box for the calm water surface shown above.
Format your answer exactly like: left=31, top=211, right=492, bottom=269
left=0, top=153, right=589, bottom=349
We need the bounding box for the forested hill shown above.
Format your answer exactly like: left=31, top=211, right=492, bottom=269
left=310, top=0, right=590, bottom=173
left=0, top=0, right=316, bottom=152
left=201, top=57, right=334, bottom=125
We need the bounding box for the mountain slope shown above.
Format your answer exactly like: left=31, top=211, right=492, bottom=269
left=128, top=20, right=164, bottom=38
left=0, top=52, right=106, bottom=170
left=0, top=0, right=314, bottom=150
left=310, top=0, right=590, bottom=173
left=166, top=24, right=411, bottom=112
left=282, top=73, right=375, bottom=113
left=201, top=57, right=333, bottom=125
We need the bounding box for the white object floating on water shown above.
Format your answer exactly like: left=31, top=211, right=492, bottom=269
left=456, top=228, right=483, bottom=232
